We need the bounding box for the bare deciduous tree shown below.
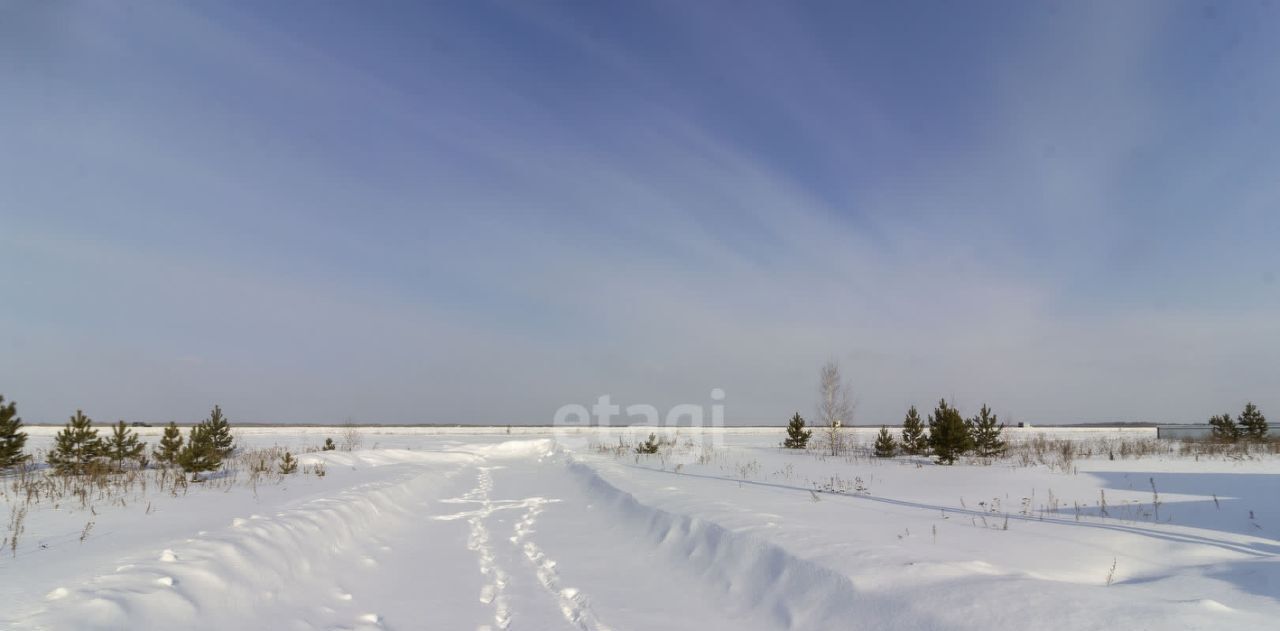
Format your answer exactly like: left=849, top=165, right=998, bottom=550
left=340, top=420, right=363, bottom=452
left=817, top=360, right=854, bottom=455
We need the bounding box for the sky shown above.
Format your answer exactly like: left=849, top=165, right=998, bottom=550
left=2, top=1, right=1278, bottom=426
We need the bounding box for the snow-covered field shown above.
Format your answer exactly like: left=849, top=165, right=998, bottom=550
left=3, top=427, right=1278, bottom=630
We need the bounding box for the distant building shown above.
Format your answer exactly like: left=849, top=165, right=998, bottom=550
left=1156, top=424, right=1214, bottom=440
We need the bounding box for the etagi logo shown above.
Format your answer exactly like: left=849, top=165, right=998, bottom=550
left=552, top=389, right=726, bottom=444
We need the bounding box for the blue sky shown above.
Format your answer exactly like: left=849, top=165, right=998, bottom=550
left=2, top=1, right=1278, bottom=425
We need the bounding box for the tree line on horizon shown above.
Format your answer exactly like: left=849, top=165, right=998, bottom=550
left=780, top=361, right=1271, bottom=464
left=0, top=396, right=355, bottom=479
left=784, top=398, right=1006, bottom=464
left=0, top=396, right=236, bottom=478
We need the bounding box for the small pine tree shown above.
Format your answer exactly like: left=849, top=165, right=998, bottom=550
left=322, top=437, right=336, bottom=451
left=928, top=399, right=972, bottom=465
left=1238, top=402, right=1268, bottom=441
left=783, top=413, right=812, bottom=449
left=900, top=405, right=926, bottom=455
left=635, top=433, right=661, bottom=454
left=970, top=404, right=1006, bottom=457
left=203, top=405, right=235, bottom=457
left=873, top=426, right=897, bottom=458
left=49, top=410, right=104, bottom=474
left=1208, top=412, right=1239, bottom=441
left=0, top=395, right=29, bottom=469
left=177, top=424, right=222, bottom=479
left=279, top=450, right=298, bottom=474
left=153, top=422, right=185, bottom=466
left=104, top=421, right=146, bottom=470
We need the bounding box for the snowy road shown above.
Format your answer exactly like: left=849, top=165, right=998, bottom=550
left=325, top=448, right=783, bottom=631
left=7, top=434, right=1280, bottom=630
left=14, top=441, right=785, bottom=630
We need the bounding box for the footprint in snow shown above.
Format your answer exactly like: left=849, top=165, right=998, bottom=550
left=159, top=549, right=178, bottom=562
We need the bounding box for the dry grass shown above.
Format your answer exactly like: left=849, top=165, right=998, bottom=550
left=0, top=442, right=325, bottom=555
left=589, top=430, right=1280, bottom=481
left=1002, top=435, right=1280, bottom=472
left=0, top=445, right=306, bottom=520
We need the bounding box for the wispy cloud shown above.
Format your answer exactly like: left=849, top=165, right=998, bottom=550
left=1, top=1, right=1277, bottom=424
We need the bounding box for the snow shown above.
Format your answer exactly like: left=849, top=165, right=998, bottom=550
left=3, top=427, right=1278, bottom=629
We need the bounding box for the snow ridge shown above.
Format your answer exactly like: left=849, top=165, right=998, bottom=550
left=18, top=464, right=461, bottom=630
left=564, top=458, right=871, bottom=630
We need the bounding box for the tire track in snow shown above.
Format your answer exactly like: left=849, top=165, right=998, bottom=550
left=509, top=497, right=609, bottom=631
left=452, top=467, right=512, bottom=630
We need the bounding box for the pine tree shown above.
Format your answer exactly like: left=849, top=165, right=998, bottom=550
left=322, top=437, right=337, bottom=451
left=1208, top=412, right=1239, bottom=441
left=48, top=410, right=103, bottom=474
left=104, top=421, right=146, bottom=470
left=279, top=450, right=298, bottom=474
left=0, top=395, right=29, bottom=469
left=970, top=404, right=1006, bottom=457
left=900, top=405, right=926, bottom=455
left=873, top=426, right=897, bottom=458
left=203, top=405, right=235, bottom=457
left=635, top=433, right=661, bottom=454
left=177, top=424, right=222, bottom=479
left=783, top=413, right=812, bottom=449
left=1238, top=402, right=1268, bottom=441
left=927, top=399, right=971, bottom=465
left=153, top=422, right=185, bottom=466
